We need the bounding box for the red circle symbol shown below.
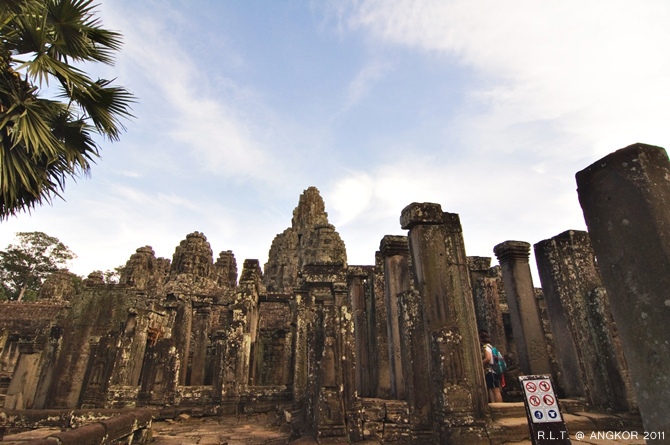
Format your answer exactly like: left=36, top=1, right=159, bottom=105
left=539, top=381, right=551, bottom=392
left=529, top=395, right=541, bottom=406
left=525, top=382, right=537, bottom=392
left=543, top=395, right=555, bottom=406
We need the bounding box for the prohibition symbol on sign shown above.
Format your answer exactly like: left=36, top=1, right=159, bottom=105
left=529, top=395, right=541, bottom=407
left=539, top=381, right=551, bottom=392
left=543, top=394, right=556, bottom=406
left=525, top=382, right=537, bottom=392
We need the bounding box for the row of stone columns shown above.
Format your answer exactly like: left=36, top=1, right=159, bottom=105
left=364, top=143, right=670, bottom=442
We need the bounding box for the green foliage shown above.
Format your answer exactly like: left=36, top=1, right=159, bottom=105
left=0, top=0, right=135, bottom=218
left=0, top=231, right=75, bottom=300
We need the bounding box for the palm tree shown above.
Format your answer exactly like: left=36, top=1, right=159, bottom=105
left=0, top=0, right=135, bottom=218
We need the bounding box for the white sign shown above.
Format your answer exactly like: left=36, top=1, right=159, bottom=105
left=522, top=377, right=562, bottom=423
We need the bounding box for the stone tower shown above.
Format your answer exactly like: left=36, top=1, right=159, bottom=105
left=263, top=187, right=347, bottom=292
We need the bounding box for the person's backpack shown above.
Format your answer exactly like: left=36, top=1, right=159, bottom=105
left=490, top=345, right=507, bottom=375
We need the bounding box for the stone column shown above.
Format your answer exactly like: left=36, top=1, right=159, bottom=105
left=32, top=327, right=62, bottom=409
left=336, top=282, right=364, bottom=442
left=468, top=257, right=507, bottom=352
left=380, top=235, right=410, bottom=400
left=4, top=341, right=40, bottom=409
left=535, top=230, right=636, bottom=410
left=291, top=291, right=310, bottom=408
left=189, top=305, right=211, bottom=386
left=211, top=330, right=227, bottom=406
left=401, top=203, right=488, bottom=443
left=397, top=289, right=433, bottom=443
left=494, top=241, right=552, bottom=375
left=576, top=143, right=670, bottom=435
left=348, top=269, right=372, bottom=397
left=169, top=298, right=192, bottom=386
left=372, top=251, right=392, bottom=399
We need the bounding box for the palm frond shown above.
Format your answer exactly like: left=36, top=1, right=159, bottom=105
left=69, top=78, right=135, bottom=140
left=0, top=0, right=135, bottom=218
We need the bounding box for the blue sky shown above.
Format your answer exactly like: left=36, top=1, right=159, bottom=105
left=2, top=0, right=669, bottom=283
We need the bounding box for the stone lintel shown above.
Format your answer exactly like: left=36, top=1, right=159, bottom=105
left=380, top=235, right=409, bottom=257
left=347, top=265, right=373, bottom=278
left=493, top=241, right=531, bottom=264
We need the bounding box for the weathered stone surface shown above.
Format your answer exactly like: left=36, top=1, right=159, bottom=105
left=264, top=187, right=347, bottom=293
left=468, top=257, right=507, bottom=353
left=577, top=142, right=670, bottom=436
left=400, top=203, right=488, bottom=441
left=38, top=270, right=77, bottom=301
left=215, top=250, right=238, bottom=289
left=379, top=235, right=410, bottom=400
left=535, top=230, right=636, bottom=410
left=119, top=246, right=170, bottom=291
left=171, top=232, right=213, bottom=277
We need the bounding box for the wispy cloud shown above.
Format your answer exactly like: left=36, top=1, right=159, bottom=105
left=102, top=3, right=274, bottom=180
left=345, top=60, right=393, bottom=108
left=345, top=0, right=670, bottom=158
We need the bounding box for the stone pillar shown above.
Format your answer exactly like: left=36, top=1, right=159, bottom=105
left=534, top=230, right=636, bottom=410
left=211, top=330, right=227, bottom=406
left=494, top=241, right=552, bottom=375
left=380, top=235, right=410, bottom=400
left=137, top=338, right=179, bottom=406
left=291, top=291, right=310, bottom=408
left=336, top=282, right=364, bottom=442
left=372, top=251, right=392, bottom=399
left=4, top=341, right=40, bottom=409
left=348, top=268, right=372, bottom=397
left=169, top=297, right=192, bottom=386
left=576, top=143, right=670, bottom=435
left=468, top=257, right=507, bottom=352
left=397, top=289, right=433, bottom=443
left=401, top=203, right=488, bottom=443
left=32, top=327, right=62, bottom=409
left=314, top=289, right=346, bottom=439
left=189, top=305, right=211, bottom=386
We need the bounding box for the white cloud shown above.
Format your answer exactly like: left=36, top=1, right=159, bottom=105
left=330, top=172, right=375, bottom=226
left=102, top=3, right=274, bottom=180
left=346, top=0, right=670, bottom=160
left=345, top=60, right=393, bottom=107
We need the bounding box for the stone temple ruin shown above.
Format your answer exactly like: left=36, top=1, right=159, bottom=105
left=1, top=143, right=669, bottom=444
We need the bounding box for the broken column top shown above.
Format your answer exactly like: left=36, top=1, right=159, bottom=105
left=400, top=202, right=461, bottom=231
left=576, top=142, right=668, bottom=190
left=534, top=230, right=590, bottom=252
left=493, top=241, right=531, bottom=263
left=379, top=235, right=409, bottom=256
left=467, top=256, right=492, bottom=272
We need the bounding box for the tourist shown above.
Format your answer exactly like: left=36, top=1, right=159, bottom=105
left=479, top=330, right=503, bottom=403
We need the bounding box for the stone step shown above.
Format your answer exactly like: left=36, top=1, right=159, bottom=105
left=488, top=399, right=586, bottom=421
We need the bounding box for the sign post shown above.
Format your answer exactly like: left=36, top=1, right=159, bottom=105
left=519, top=375, right=571, bottom=444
